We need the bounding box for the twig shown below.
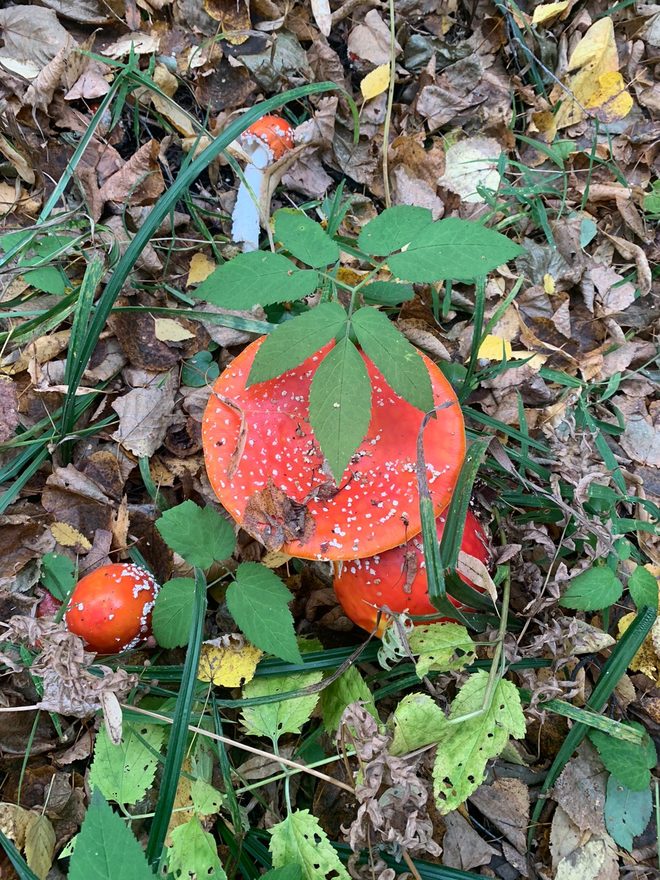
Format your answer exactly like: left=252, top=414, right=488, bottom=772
left=123, top=704, right=355, bottom=794
left=382, top=0, right=396, bottom=208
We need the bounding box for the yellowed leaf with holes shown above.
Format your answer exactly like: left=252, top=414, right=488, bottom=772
left=24, top=814, right=55, bottom=880
left=618, top=611, right=660, bottom=685
left=154, top=318, right=195, bottom=342
left=554, top=18, right=632, bottom=129
left=360, top=64, right=390, bottom=101
left=478, top=334, right=512, bottom=361
left=51, top=522, right=92, bottom=550
left=532, top=0, right=569, bottom=25
left=198, top=641, right=263, bottom=687
left=187, top=253, right=216, bottom=286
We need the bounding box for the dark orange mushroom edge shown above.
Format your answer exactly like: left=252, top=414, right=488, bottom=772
left=202, top=336, right=465, bottom=561
left=333, top=508, right=490, bottom=635
left=65, top=563, right=159, bottom=654
left=241, top=115, right=294, bottom=161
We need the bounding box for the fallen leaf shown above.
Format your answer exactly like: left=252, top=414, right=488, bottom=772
left=102, top=32, right=160, bottom=59
left=552, top=742, right=608, bottom=835
left=149, top=64, right=197, bottom=137
left=0, top=378, right=18, bottom=442
left=99, top=139, right=164, bottom=206
left=469, top=777, right=530, bottom=853
left=477, top=334, right=513, bottom=361
left=197, top=639, right=263, bottom=687
left=532, top=0, right=569, bottom=25
left=618, top=611, right=660, bottom=685
left=24, top=813, right=56, bottom=880
left=0, top=6, right=74, bottom=72
left=438, top=136, right=502, bottom=203
left=442, top=811, right=496, bottom=871
left=154, top=318, right=196, bottom=342
left=50, top=522, right=92, bottom=551
left=187, top=253, right=217, bottom=286
left=360, top=64, right=390, bottom=101
left=203, top=0, right=250, bottom=44
left=311, top=0, right=332, bottom=37
left=111, top=370, right=179, bottom=458
left=347, top=10, right=401, bottom=66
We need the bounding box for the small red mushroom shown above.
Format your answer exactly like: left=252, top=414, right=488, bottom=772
left=65, top=563, right=159, bottom=654
left=202, top=336, right=465, bottom=561
left=231, top=114, right=295, bottom=252
left=333, top=508, right=490, bottom=635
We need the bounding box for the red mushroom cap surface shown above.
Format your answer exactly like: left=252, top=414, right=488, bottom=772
left=65, top=563, right=159, bottom=654
left=202, top=336, right=465, bottom=561
left=241, top=115, right=294, bottom=161
left=333, top=508, right=490, bottom=634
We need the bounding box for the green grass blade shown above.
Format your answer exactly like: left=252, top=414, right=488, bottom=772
left=145, top=569, right=207, bottom=866
left=439, top=437, right=491, bottom=570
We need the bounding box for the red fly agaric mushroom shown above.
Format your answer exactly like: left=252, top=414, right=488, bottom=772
left=333, top=508, right=490, bottom=635
left=65, top=563, right=159, bottom=654
left=202, top=336, right=465, bottom=561
left=231, top=114, right=295, bottom=252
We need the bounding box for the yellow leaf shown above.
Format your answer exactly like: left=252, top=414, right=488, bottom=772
left=51, top=522, right=92, bottom=550
left=532, top=0, right=569, bottom=24
left=543, top=273, right=555, bottom=294
left=187, top=252, right=216, bottom=286
left=617, top=611, right=660, bottom=685
left=262, top=550, right=292, bottom=569
left=24, top=814, right=56, bottom=880
left=477, top=334, right=513, bottom=361
left=554, top=17, right=632, bottom=129
left=0, top=803, right=32, bottom=850
left=154, top=318, right=195, bottom=342
left=198, top=640, right=263, bottom=687
left=360, top=64, right=390, bottom=101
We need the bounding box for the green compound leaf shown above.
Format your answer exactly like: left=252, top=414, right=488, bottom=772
left=88, top=723, right=165, bottom=807
left=351, top=307, right=434, bottom=412
left=387, top=217, right=524, bottom=282
left=308, top=336, right=371, bottom=482
left=226, top=563, right=302, bottom=664
left=357, top=206, right=433, bottom=256
left=156, top=500, right=235, bottom=569
left=588, top=723, right=657, bottom=791
left=628, top=565, right=658, bottom=611
left=408, top=623, right=476, bottom=678
left=319, top=664, right=377, bottom=733
left=194, top=251, right=319, bottom=309
left=241, top=669, right=322, bottom=741
left=262, top=866, right=302, bottom=880
left=69, top=790, right=154, bottom=880
left=559, top=566, right=623, bottom=611
left=248, top=302, right=348, bottom=385
left=362, top=280, right=414, bottom=305
left=604, top=775, right=653, bottom=851
left=390, top=692, right=447, bottom=756
left=152, top=578, right=196, bottom=648
left=274, top=209, right=340, bottom=268
left=432, top=671, right=526, bottom=814
left=164, top=818, right=226, bottom=880
left=269, top=811, right=350, bottom=880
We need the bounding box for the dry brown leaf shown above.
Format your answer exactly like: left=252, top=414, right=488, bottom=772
left=39, top=0, right=125, bottom=25
left=102, top=32, right=161, bottom=59
left=438, top=136, right=502, bottom=204
left=468, top=778, right=529, bottom=853
left=347, top=10, right=401, bottom=66
left=203, top=0, right=251, bottom=43
left=0, top=377, right=19, bottom=442
left=0, top=6, right=74, bottom=72
left=99, top=139, right=164, bottom=206
left=442, top=810, right=496, bottom=871
left=111, top=370, right=179, bottom=458
left=552, top=742, right=607, bottom=835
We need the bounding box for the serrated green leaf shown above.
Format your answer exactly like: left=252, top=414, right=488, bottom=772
left=351, top=307, right=434, bottom=412
left=628, top=566, right=658, bottom=611
left=362, top=280, right=414, bottom=305
left=40, top=552, right=76, bottom=602
left=390, top=692, right=447, bottom=756
left=269, top=811, right=350, bottom=880
left=387, top=218, right=524, bottom=282
left=155, top=501, right=235, bottom=568
left=408, top=623, right=476, bottom=677
left=69, top=790, right=154, bottom=880
left=152, top=578, right=196, bottom=648
left=262, top=866, right=302, bottom=880
left=308, top=336, right=371, bottom=481
left=559, top=566, right=623, bottom=611
left=588, top=723, right=656, bottom=791
left=248, top=303, right=348, bottom=385
left=605, top=775, right=653, bottom=851
left=88, top=723, right=165, bottom=807
left=226, top=563, right=302, bottom=664
left=190, top=779, right=224, bottom=817
left=319, top=665, right=377, bottom=733
left=194, top=251, right=319, bottom=308
left=274, top=210, right=340, bottom=268
left=164, top=817, right=226, bottom=880
left=21, top=266, right=68, bottom=295
left=357, top=206, right=433, bottom=256
left=433, top=671, right=525, bottom=813
left=241, top=669, right=322, bottom=741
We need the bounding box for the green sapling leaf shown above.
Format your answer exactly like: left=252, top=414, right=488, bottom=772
left=559, top=566, right=623, bottom=611
left=155, top=500, right=235, bottom=568
left=274, top=209, right=340, bottom=268
left=358, top=205, right=433, bottom=256
left=194, top=251, right=319, bottom=308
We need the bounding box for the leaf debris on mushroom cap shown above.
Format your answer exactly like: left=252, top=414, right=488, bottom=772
left=202, top=336, right=466, bottom=561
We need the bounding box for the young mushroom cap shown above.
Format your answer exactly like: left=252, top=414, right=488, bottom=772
left=240, top=114, right=295, bottom=162
left=65, top=563, right=159, bottom=654
left=202, top=336, right=465, bottom=561
left=333, top=508, right=490, bottom=634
